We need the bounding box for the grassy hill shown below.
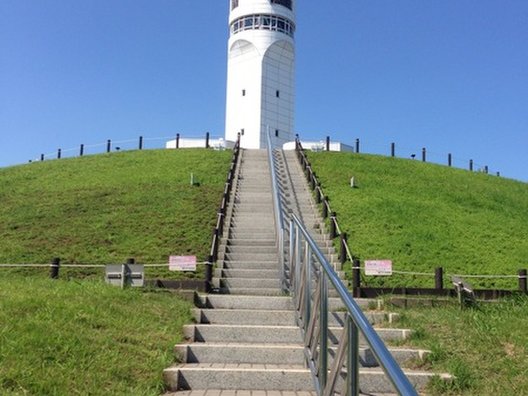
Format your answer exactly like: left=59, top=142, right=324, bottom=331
left=0, top=149, right=232, bottom=278
left=306, top=151, right=528, bottom=289
left=0, top=272, right=192, bottom=395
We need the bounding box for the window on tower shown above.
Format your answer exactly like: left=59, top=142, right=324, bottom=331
left=230, top=14, right=295, bottom=37
left=231, top=0, right=239, bottom=10
left=271, top=0, right=292, bottom=10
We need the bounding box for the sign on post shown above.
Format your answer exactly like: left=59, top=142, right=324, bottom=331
left=365, top=260, right=393, bottom=276
left=169, top=256, right=197, bottom=271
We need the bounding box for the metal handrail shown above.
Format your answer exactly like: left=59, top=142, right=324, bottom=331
left=289, top=213, right=418, bottom=396
left=266, top=129, right=287, bottom=291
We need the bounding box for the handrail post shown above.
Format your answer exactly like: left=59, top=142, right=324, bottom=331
left=330, top=212, right=337, bottom=239
left=304, top=242, right=312, bottom=329
left=289, top=218, right=295, bottom=291
left=319, top=274, right=328, bottom=390
left=339, top=232, right=348, bottom=265
left=520, top=269, right=527, bottom=294
left=347, top=314, right=360, bottom=396
left=352, top=259, right=361, bottom=298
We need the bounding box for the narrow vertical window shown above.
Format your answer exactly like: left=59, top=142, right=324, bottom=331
left=242, top=89, right=246, bottom=96
left=241, top=129, right=245, bottom=136
left=276, top=90, right=280, bottom=98
left=275, top=130, right=279, bottom=137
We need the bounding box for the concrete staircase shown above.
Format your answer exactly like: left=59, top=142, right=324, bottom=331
left=163, top=149, right=448, bottom=396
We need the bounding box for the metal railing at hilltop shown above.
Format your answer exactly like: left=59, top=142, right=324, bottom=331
left=266, top=135, right=418, bottom=395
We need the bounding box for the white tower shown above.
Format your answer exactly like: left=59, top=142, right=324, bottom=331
left=225, top=0, right=296, bottom=149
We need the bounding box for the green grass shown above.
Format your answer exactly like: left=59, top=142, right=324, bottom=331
left=384, top=296, right=528, bottom=395
left=307, top=152, right=528, bottom=289
left=0, top=272, right=193, bottom=395
left=0, top=149, right=232, bottom=279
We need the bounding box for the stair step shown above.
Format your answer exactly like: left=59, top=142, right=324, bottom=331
left=214, top=269, right=280, bottom=279
left=217, top=278, right=281, bottom=288
left=192, top=309, right=399, bottom=326
left=164, top=364, right=449, bottom=393
left=196, top=295, right=294, bottom=310
left=218, top=261, right=279, bottom=270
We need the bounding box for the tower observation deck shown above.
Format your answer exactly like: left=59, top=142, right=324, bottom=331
left=225, top=0, right=296, bottom=149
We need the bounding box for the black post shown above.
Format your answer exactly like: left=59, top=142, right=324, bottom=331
left=310, top=172, right=316, bottom=190
left=315, top=187, right=321, bottom=204
left=352, top=259, right=361, bottom=298
left=435, top=267, right=444, bottom=290
left=330, top=212, right=337, bottom=239
left=484, top=166, right=488, bottom=174
left=205, top=132, right=210, bottom=148
left=107, top=140, right=111, bottom=153
left=519, top=269, right=527, bottom=294
left=422, top=148, right=426, bottom=162
left=50, top=257, right=60, bottom=279
left=355, top=138, right=360, bottom=153
left=57, top=149, right=61, bottom=159
left=448, top=153, right=452, bottom=167
left=326, top=136, right=330, bottom=151
left=206, top=255, right=214, bottom=293
left=339, top=232, right=348, bottom=265
left=322, top=197, right=328, bottom=218
left=176, top=133, right=180, bottom=148
left=496, top=171, right=500, bottom=177
left=469, top=159, right=473, bottom=171
left=139, top=136, right=143, bottom=150
left=80, top=144, right=84, bottom=157
left=212, top=229, right=219, bottom=262
left=126, top=258, right=135, bottom=265
left=40, top=154, right=44, bottom=161
left=391, top=142, right=395, bottom=157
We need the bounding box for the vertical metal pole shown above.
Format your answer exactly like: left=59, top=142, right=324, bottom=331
left=319, top=274, right=328, bottom=390
left=347, top=314, right=360, bottom=396
left=326, top=136, right=330, bottom=151
left=322, top=197, right=328, bottom=218
left=280, top=228, right=286, bottom=291
left=57, top=149, right=61, bottom=159
left=484, top=166, right=488, bottom=174
left=330, top=212, right=337, bottom=239
left=206, top=255, right=214, bottom=293
left=206, top=132, right=210, bottom=148
left=296, top=226, right=302, bottom=301
left=391, top=142, right=395, bottom=157
left=304, top=242, right=312, bottom=328
left=40, top=154, right=44, bottom=161
left=80, top=144, right=84, bottom=157
left=422, top=147, right=426, bottom=162
left=139, top=136, right=143, bottom=150
left=469, top=159, right=473, bottom=171
left=355, top=138, right=360, bottom=154
left=176, top=133, right=180, bottom=148
left=340, top=233, right=347, bottom=265
left=289, top=219, right=295, bottom=291
left=448, top=153, right=452, bottom=167
left=107, top=139, right=111, bottom=153
left=352, top=259, right=361, bottom=298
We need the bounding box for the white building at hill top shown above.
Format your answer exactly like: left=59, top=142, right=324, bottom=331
left=224, top=0, right=296, bottom=149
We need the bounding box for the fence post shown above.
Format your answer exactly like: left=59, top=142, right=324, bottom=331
left=326, top=136, right=330, bottom=151
left=107, top=140, right=111, bottom=153
left=139, top=136, right=143, bottom=150
left=469, top=159, right=473, bottom=171
left=355, top=138, right=360, bottom=153
left=422, top=148, right=426, bottom=162
left=339, top=232, right=348, bottom=265
left=352, top=259, right=361, bottom=298
left=435, top=267, right=444, bottom=290
left=448, top=153, right=452, bottom=167
left=212, top=228, right=219, bottom=262
left=80, top=144, right=84, bottom=157
left=484, top=166, right=488, bottom=174
left=176, top=133, right=180, bottom=148
left=330, top=212, right=337, bottom=239
left=322, top=197, right=328, bottom=218
left=310, top=172, right=316, bottom=190
left=57, top=149, right=61, bottom=159
left=391, top=142, right=395, bottom=157
left=496, top=171, right=501, bottom=177
left=40, top=154, right=44, bottom=161
left=205, top=132, right=210, bottom=148
left=206, top=255, right=213, bottom=293
left=519, top=269, right=527, bottom=294
left=50, top=257, right=60, bottom=279
left=315, top=187, right=321, bottom=204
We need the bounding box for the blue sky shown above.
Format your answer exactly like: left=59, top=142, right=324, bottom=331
left=1, top=0, right=527, bottom=182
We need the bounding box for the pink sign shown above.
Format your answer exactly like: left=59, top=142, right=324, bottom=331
left=365, top=260, right=393, bottom=276
left=169, top=256, right=197, bottom=272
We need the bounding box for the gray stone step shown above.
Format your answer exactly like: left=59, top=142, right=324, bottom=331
left=214, top=269, right=280, bottom=279
left=221, top=252, right=278, bottom=262
left=217, top=278, right=280, bottom=288
left=225, top=239, right=276, bottom=247
left=218, top=287, right=283, bottom=296
left=164, top=364, right=448, bottom=393
left=225, top=245, right=277, bottom=254
left=175, top=343, right=428, bottom=367
left=192, top=308, right=399, bottom=326
left=218, top=261, right=279, bottom=270
left=183, top=324, right=410, bottom=344
left=196, top=295, right=294, bottom=310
